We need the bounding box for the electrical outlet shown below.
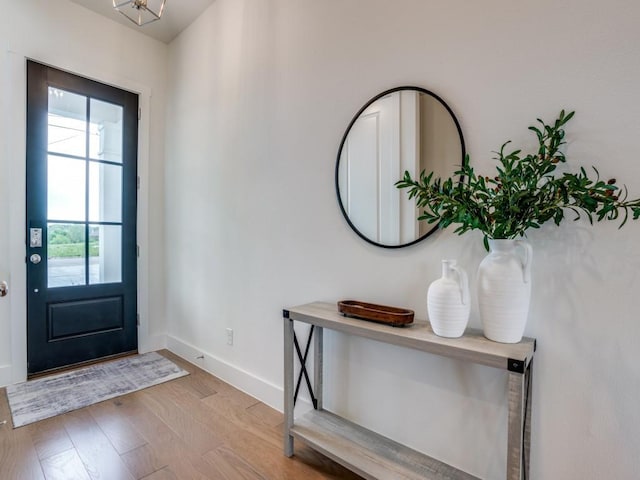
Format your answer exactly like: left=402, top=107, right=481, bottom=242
left=226, top=328, right=233, bottom=346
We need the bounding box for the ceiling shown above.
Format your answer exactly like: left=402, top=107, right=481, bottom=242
left=69, top=0, right=215, bottom=44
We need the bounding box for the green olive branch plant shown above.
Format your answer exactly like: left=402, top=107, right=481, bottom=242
left=395, top=110, right=640, bottom=250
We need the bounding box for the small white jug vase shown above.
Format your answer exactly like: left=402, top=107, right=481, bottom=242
left=478, top=239, right=533, bottom=343
left=427, top=260, right=470, bottom=338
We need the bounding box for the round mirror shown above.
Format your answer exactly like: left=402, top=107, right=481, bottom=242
left=336, top=86, right=465, bottom=248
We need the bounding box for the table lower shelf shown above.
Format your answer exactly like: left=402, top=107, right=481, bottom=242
left=290, top=410, right=479, bottom=480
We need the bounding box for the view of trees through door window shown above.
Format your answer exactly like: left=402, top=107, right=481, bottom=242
left=47, top=86, right=123, bottom=288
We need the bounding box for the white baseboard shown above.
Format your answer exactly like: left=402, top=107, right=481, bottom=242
left=0, top=365, right=12, bottom=389
left=2, top=337, right=312, bottom=415
left=166, top=334, right=286, bottom=412
left=139, top=333, right=167, bottom=354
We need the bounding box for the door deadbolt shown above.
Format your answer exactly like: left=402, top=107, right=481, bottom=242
left=0, top=281, right=8, bottom=297
left=30, top=253, right=42, bottom=264
left=30, top=228, right=43, bottom=248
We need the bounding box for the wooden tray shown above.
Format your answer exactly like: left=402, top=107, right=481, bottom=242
left=337, top=300, right=414, bottom=327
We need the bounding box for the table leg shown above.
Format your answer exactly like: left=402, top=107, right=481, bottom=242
left=523, top=361, right=532, bottom=477
left=507, top=361, right=532, bottom=480
left=284, top=317, right=294, bottom=457
left=507, top=371, right=524, bottom=480
left=314, top=326, right=323, bottom=411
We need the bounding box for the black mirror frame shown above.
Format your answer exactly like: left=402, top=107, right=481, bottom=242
left=335, top=86, right=466, bottom=249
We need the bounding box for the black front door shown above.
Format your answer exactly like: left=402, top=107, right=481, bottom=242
left=26, top=60, right=138, bottom=375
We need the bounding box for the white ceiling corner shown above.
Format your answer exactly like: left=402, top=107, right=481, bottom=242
left=68, top=0, right=215, bottom=44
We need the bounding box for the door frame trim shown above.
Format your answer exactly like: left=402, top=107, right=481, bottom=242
left=6, top=48, right=161, bottom=384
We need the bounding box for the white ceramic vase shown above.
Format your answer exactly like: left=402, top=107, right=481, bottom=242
left=427, top=260, right=470, bottom=338
left=478, top=239, right=533, bottom=343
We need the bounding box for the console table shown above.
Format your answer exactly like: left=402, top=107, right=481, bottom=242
left=283, top=301, right=535, bottom=480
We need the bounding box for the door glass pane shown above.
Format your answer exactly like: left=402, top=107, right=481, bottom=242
left=48, top=88, right=87, bottom=157
left=48, top=155, right=86, bottom=221
left=90, top=99, right=123, bottom=163
left=48, top=223, right=86, bottom=288
left=89, top=224, right=122, bottom=284
left=89, top=162, right=122, bottom=223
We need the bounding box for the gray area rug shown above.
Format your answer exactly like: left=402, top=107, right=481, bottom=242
left=5, top=351, right=188, bottom=428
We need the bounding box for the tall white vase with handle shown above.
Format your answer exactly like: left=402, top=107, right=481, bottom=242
left=478, top=239, right=533, bottom=343
left=427, top=260, right=470, bottom=338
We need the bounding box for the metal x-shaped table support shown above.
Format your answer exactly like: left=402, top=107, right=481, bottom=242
left=293, top=325, right=317, bottom=408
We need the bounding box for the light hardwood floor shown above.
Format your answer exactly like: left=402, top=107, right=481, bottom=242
left=0, top=350, right=363, bottom=480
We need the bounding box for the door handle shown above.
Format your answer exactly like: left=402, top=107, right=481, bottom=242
left=0, top=281, right=7, bottom=297
left=30, top=253, right=42, bottom=264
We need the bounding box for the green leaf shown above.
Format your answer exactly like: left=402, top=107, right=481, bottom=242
left=393, top=109, right=640, bottom=245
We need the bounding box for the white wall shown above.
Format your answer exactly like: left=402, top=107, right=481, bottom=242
left=0, top=0, right=168, bottom=384
left=165, top=0, right=640, bottom=478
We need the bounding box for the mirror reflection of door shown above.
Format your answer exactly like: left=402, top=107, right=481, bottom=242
left=339, top=91, right=418, bottom=245
left=26, top=61, right=139, bottom=375
left=415, top=93, right=463, bottom=237
left=336, top=87, right=464, bottom=248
